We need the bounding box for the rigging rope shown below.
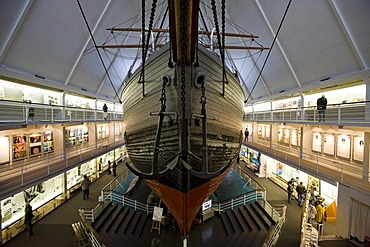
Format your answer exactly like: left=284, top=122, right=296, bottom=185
left=76, top=0, right=122, bottom=103
left=244, top=0, right=293, bottom=103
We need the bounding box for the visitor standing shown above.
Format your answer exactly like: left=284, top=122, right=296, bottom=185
left=308, top=201, right=317, bottom=224
left=244, top=128, right=249, bottom=141
left=24, top=203, right=34, bottom=237
left=296, top=182, right=307, bottom=207
left=80, top=175, right=91, bottom=200
left=107, top=160, right=111, bottom=175
left=317, top=95, right=327, bottom=122
left=103, top=103, right=108, bottom=120
left=287, top=178, right=295, bottom=203
left=112, top=161, right=117, bottom=176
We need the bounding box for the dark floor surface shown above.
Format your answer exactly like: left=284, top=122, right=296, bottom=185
left=2, top=161, right=359, bottom=247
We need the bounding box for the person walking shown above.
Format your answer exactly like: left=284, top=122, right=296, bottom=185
left=244, top=128, right=249, bottom=141
left=24, top=203, right=34, bottom=237
left=317, top=95, right=327, bottom=122
left=296, top=182, right=307, bottom=207
left=112, top=161, right=117, bottom=176
left=287, top=178, right=295, bottom=203
left=80, top=175, right=91, bottom=200
left=107, top=160, right=111, bottom=175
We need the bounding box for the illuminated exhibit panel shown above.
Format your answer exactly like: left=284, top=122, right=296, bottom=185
left=353, top=136, right=364, bottom=162
left=312, top=132, right=322, bottom=153
left=323, top=133, right=335, bottom=156
left=337, top=134, right=351, bottom=160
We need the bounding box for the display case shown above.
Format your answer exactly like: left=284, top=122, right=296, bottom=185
left=66, top=127, right=88, bottom=148
left=12, top=135, right=27, bottom=160
left=68, top=129, right=76, bottom=147
left=97, top=124, right=109, bottom=139
left=83, top=127, right=89, bottom=142
left=278, top=128, right=284, bottom=143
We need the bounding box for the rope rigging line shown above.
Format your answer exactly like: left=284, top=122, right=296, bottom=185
left=244, top=0, right=293, bottom=104
left=76, top=0, right=122, bottom=103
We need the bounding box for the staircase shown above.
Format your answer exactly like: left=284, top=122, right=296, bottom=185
left=90, top=200, right=278, bottom=247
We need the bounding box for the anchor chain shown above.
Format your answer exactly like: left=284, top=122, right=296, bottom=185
left=180, top=0, right=188, bottom=148
left=211, top=0, right=227, bottom=95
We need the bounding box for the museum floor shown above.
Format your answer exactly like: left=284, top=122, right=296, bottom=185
left=2, top=161, right=359, bottom=247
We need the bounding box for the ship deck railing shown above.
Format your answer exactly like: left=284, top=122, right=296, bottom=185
left=244, top=100, right=370, bottom=127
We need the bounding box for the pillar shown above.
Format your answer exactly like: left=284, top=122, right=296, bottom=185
left=363, top=77, right=370, bottom=181
left=363, top=132, right=370, bottom=181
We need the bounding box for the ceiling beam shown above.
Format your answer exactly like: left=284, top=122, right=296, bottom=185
left=328, top=0, right=368, bottom=69
left=0, top=0, right=33, bottom=64
left=65, top=0, right=112, bottom=87
left=255, top=0, right=302, bottom=88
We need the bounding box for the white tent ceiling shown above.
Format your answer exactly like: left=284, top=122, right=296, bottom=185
left=0, top=0, right=369, bottom=104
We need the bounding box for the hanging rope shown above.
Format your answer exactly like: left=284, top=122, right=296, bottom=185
left=141, top=0, right=146, bottom=97
left=244, top=0, right=293, bottom=103
left=76, top=0, right=122, bottom=103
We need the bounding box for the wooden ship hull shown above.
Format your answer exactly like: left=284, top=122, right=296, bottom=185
left=122, top=44, right=245, bottom=237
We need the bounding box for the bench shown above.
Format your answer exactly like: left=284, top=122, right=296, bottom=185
left=71, top=222, right=89, bottom=247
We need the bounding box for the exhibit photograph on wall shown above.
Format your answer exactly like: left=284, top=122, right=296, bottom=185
left=323, top=133, right=335, bottom=156
left=29, top=133, right=42, bottom=156
left=312, top=132, right=322, bottom=153
left=353, top=136, right=364, bottom=162
left=13, top=135, right=27, bottom=160
left=337, top=134, right=351, bottom=159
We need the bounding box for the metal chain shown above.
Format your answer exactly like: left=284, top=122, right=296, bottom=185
left=160, top=78, right=167, bottom=112
left=211, top=0, right=227, bottom=95
left=180, top=0, right=187, bottom=143
left=144, top=0, right=158, bottom=60
left=221, top=0, right=227, bottom=89
left=141, top=0, right=145, bottom=96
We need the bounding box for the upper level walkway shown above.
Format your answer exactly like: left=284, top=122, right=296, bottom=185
left=0, top=99, right=123, bottom=129
left=244, top=101, right=370, bottom=127
left=0, top=135, right=125, bottom=201
left=242, top=138, right=370, bottom=194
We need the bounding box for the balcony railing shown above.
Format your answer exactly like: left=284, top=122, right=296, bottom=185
left=0, top=135, right=125, bottom=200
left=0, top=99, right=124, bottom=125
left=243, top=139, right=370, bottom=193
left=244, top=101, right=370, bottom=126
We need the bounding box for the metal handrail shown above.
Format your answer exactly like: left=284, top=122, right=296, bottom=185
left=244, top=101, right=370, bottom=126
left=0, top=135, right=125, bottom=200
left=0, top=99, right=124, bottom=124
left=244, top=138, right=370, bottom=190
left=264, top=204, right=287, bottom=247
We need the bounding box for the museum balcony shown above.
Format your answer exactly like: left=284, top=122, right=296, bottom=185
left=241, top=138, right=370, bottom=194
left=0, top=134, right=125, bottom=200
left=243, top=100, right=370, bottom=127
left=0, top=99, right=123, bottom=130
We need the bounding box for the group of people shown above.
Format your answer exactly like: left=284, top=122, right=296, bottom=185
left=287, top=179, right=325, bottom=229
